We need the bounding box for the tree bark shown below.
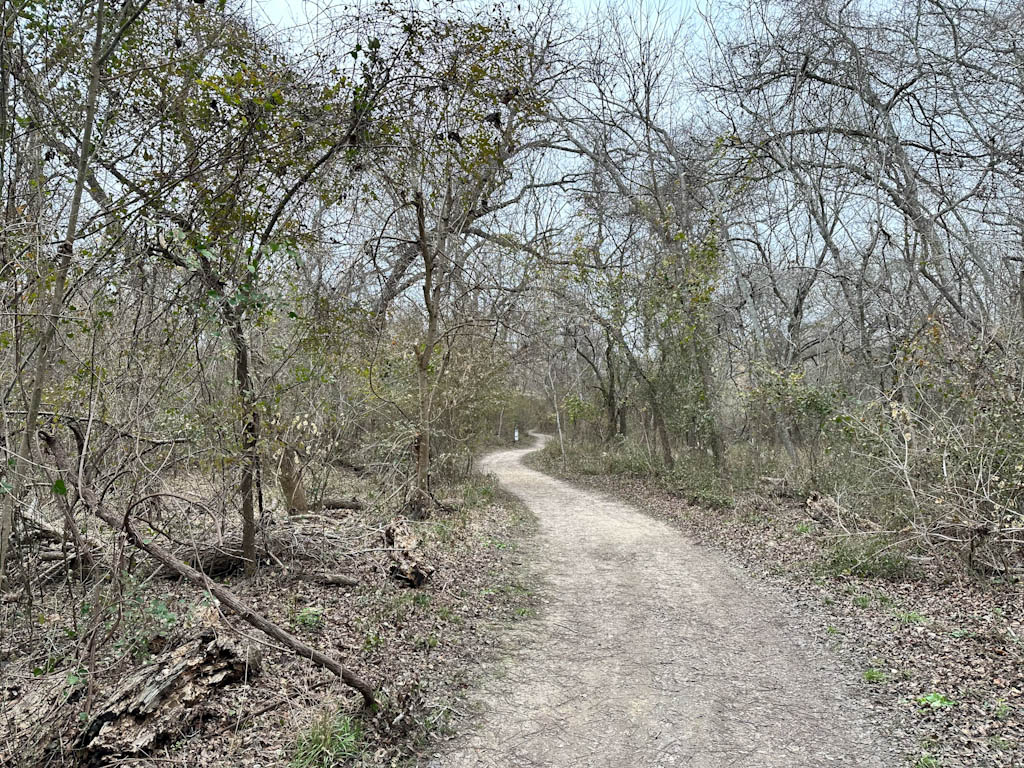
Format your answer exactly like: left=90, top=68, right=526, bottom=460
left=228, top=316, right=259, bottom=574
left=279, top=447, right=308, bottom=514
left=692, top=336, right=726, bottom=472
left=649, top=393, right=675, bottom=471
left=604, top=342, right=619, bottom=441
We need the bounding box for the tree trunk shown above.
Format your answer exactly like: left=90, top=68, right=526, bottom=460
left=651, top=398, right=675, bottom=471
left=229, top=318, right=259, bottom=574
left=778, top=420, right=798, bottom=465
left=604, top=351, right=619, bottom=441
left=411, top=190, right=440, bottom=517
left=547, top=367, right=566, bottom=469
left=412, top=339, right=434, bottom=517
left=692, top=335, right=726, bottom=472
left=279, top=447, right=308, bottom=514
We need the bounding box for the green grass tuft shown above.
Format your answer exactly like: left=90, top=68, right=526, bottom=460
left=291, top=711, right=364, bottom=768
left=863, top=667, right=886, bottom=684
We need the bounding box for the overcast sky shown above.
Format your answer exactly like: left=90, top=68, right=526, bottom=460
left=246, top=0, right=696, bottom=36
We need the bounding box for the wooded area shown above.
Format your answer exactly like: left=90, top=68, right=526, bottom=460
left=0, top=0, right=1021, bottom=764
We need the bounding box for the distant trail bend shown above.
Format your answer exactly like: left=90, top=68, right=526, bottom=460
left=435, top=434, right=892, bottom=768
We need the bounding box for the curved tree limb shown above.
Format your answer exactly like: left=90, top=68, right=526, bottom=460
left=40, top=431, right=376, bottom=708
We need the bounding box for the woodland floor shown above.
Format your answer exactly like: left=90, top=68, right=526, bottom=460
left=4, top=439, right=1020, bottom=767
left=521, top=441, right=1023, bottom=768
left=430, top=436, right=904, bottom=767
left=0, top=467, right=539, bottom=767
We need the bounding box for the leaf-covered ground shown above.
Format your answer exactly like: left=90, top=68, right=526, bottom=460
left=529, top=452, right=1022, bottom=768
left=0, top=475, right=539, bottom=767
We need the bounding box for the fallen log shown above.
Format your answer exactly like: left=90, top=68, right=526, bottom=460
left=39, top=549, right=77, bottom=562
left=21, top=511, right=101, bottom=567
left=315, top=573, right=359, bottom=587
left=76, top=630, right=260, bottom=759
left=41, top=431, right=376, bottom=707
left=331, top=457, right=370, bottom=477
left=169, top=537, right=251, bottom=578
left=160, top=526, right=367, bottom=579
left=319, top=497, right=364, bottom=511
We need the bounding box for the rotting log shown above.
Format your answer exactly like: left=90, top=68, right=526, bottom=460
left=315, top=573, right=359, bottom=587
left=21, top=511, right=102, bottom=551
left=21, top=510, right=101, bottom=571
left=166, top=532, right=309, bottom=578
left=38, top=549, right=76, bottom=562
left=76, top=630, right=260, bottom=759
left=165, top=527, right=366, bottom=578
left=170, top=537, right=250, bottom=578
left=384, top=522, right=434, bottom=588
left=319, top=497, right=364, bottom=511
left=41, top=431, right=377, bottom=707
left=7, top=512, right=102, bottom=594
left=331, top=456, right=370, bottom=477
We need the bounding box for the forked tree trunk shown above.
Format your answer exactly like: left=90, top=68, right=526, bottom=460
left=411, top=190, right=440, bottom=518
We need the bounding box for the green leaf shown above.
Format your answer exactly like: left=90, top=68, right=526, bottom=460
left=51, top=478, right=67, bottom=496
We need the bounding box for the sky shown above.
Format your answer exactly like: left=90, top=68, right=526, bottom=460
left=246, top=0, right=697, bottom=36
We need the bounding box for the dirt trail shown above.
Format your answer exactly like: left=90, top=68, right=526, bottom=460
left=433, top=436, right=895, bottom=767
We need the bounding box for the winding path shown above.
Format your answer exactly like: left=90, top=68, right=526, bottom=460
left=435, top=436, right=893, bottom=767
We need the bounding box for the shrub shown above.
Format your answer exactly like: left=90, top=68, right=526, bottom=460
left=826, top=536, right=917, bottom=580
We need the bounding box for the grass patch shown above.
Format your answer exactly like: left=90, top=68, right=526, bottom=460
left=291, top=711, right=364, bottom=768
left=863, top=667, right=886, bottom=684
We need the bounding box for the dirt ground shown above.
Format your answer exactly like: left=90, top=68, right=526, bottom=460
left=432, top=436, right=900, bottom=767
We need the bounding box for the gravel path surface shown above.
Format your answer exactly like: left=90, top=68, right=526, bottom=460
left=434, top=437, right=896, bottom=767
